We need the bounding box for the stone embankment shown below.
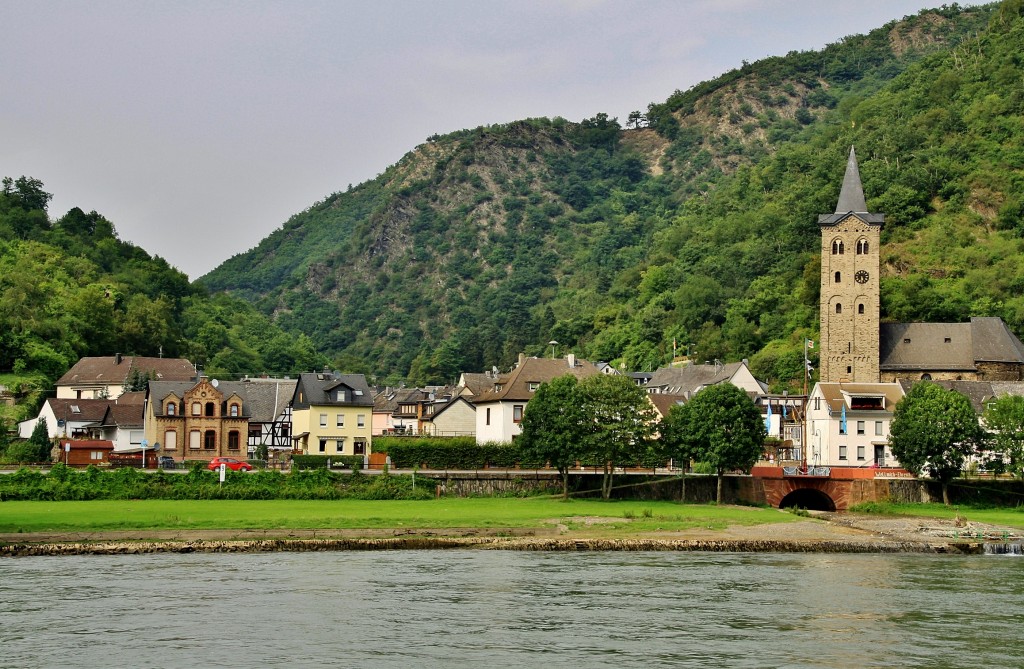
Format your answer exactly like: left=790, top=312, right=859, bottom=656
left=0, top=535, right=981, bottom=557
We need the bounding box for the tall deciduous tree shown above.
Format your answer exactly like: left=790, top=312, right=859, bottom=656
left=658, top=402, right=695, bottom=502
left=517, top=375, right=590, bottom=499
left=889, top=382, right=983, bottom=505
left=982, top=394, right=1024, bottom=478
left=673, top=383, right=765, bottom=504
left=580, top=373, right=657, bottom=499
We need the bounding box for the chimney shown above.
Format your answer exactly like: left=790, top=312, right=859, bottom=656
left=518, top=352, right=526, bottom=367
left=115, top=353, right=122, bottom=365
left=567, top=353, right=577, bottom=368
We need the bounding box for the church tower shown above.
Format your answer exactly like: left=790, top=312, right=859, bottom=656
left=819, top=147, right=883, bottom=383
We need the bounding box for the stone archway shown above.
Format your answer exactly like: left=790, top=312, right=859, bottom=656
left=779, top=488, right=837, bottom=512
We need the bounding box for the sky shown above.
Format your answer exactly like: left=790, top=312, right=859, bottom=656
left=1, top=0, right=974, bottom=280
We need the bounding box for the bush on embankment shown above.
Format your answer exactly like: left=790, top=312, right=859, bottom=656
left=0, top=463, right=435, bottom=501
left=374, top=436, right=545, bottom=469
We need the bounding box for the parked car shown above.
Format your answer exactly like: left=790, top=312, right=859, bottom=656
left=158, top=456, right=176, bottom=469
left=207, top=457, right=253, bottom=472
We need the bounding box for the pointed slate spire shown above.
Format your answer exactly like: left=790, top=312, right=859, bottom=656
left=835, top=146, right=867, bottom=214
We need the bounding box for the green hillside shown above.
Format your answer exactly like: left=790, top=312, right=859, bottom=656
left=201, top=3, right=1018, bottom=389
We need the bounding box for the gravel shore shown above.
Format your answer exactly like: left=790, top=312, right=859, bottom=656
left=2, top=511, right=1017, bottom=557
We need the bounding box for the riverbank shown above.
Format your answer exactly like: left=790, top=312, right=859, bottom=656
left=2, top=511, right=1015, bottom=556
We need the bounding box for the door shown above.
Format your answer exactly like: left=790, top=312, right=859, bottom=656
left=874, top=444, right=885, bottom=467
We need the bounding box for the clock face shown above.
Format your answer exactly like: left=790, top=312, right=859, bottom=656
left=855, top=270, right=869, bottom=284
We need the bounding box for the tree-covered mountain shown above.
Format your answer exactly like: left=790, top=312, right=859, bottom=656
left=0, top=177, right=327, bottom=415
left=6, top=2, right=1022, bottom=402
left=201, top=2, right=1021, bottom=390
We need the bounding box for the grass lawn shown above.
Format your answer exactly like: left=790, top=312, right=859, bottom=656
left=852, top=501, right=1024, bottom=529
left=0, top=497, right=801, bottom=535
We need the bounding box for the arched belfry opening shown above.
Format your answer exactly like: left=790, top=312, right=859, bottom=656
left=779, top=488, right=837, bottom=512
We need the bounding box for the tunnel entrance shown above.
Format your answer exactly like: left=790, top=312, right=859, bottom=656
left=779, top=488, right=837, bottom=512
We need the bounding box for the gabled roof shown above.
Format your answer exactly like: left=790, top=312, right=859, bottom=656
left=880, top=317, right=1024, bottom=371
left=647, top=393, right=686, bottom=418
left=291, top=372, right=374, bottom=409
left=818, top=147, right=884, bottom=226
left=429, top=395, right=476, bottom=420
left=57, top=356, right=195, bottom=386
left=471, top=355, right=600, bottom=403
left=147, top=379, right=253, bottom=418
left=97, top=403, right=145, bottom=428
left=646, top=361, right=756, bottom=396
left=814, top=382, right=904, bottom=413
left=458, top=373, right=496, bottom=396
left=43, top=398, right=112, bottom=423
left=240, top=378, right=297, bottom=422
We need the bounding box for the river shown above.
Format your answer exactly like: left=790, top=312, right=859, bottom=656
left=1, top=550, right=1021, bottom=668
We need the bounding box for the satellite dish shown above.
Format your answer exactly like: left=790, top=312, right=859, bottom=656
left=211, top=379, right=219, bottom=388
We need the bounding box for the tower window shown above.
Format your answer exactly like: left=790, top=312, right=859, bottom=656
left=835, top=303, right=842, bottom=314
left=857, top=239, right=869, bottom=254
left=832, top=240, right=844, bottom=255
left=834, top=271, right=841, bottom=283
left=858, top=304, right=865, bottom=314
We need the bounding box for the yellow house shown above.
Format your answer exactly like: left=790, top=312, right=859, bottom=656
left=290, top=371, right=373, bottom=457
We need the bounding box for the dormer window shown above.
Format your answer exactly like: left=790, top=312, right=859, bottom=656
left=494, top=384, right=503, bottom=392
left=229, top=404, right=239, bottom=417
left=528, top=382, right=539, bottom=392
left=166, top=402, right=176, bottom=416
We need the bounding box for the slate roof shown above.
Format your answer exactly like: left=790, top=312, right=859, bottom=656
left=646, top=362, right=750, bottom=396
left=57, top=356, right=196, bottom=386
left=896, top=379, right=1024, bottom=415
left=818, top=147, right=884, bottom=226
left=471, top=356, right=600, bottom=403
left=43, top=398, right=112, bottom=423
left=147, top=380, right=252, bottom=417
left=291, top=372, right=374, bottom=409
left=880, top=317, right=1024, bottom=372
left=239, top=378, right=297, bottom=422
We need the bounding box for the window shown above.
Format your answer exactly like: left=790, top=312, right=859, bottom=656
left=91, top=451, right=103, bottom=460
left=944, top=337, right=952, bottom=343
left=357, top=414, right=365, bottom=428
left=319, top=439, right=326, bottom=453
left=846, top=365, right=852, bottom=374
left=166, top=402, right=176, bottom=416
left=513, top=405, right=524, bottom=423
left=204, top=430, right=216, bottom=450
left=840, top=420, right=847, bottom=435
left=354, top=439, right=366, bottom=455
left=228, top=430, right=240, bottom=451
left=528, top=382, right=539, bottom=392
left=835, top=303, right=842, bottom=314
left=165, top=430, right=177, bottom=451
left=189, top=430, right=201, bottom=450
left=336, top=390, right=348, bottom=402
left=856, top=421, right=865, bottom=436
left=320, top=413, right=327, bottom=427
left=834, top=271, right=841, bottom=283
left=839, top=445, right=847, bottom=460
left=336, top=414, right=345, bottom=428
left=921, top=373, right=932, bottom=381
left=857, top=445, right=865, bottom=461
left=858, top=304, right=864, bottom=314
left=814, top=397, right=821, bottom=410
left=191, top=402, right=201, bottom=416
left=857, top=239, right=869, bottom=254
left=875, top=421, right=883, bottom=436
left=486, top=408, right=491, bottom=426
left=229, top=404, right=239, bottom=417
left=832, top=240, right=844, bottom=255
left=205, top=402, right=215, bottom=417
left=335, top=439, right=345, bottom=454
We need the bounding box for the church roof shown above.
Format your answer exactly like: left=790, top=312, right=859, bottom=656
left=819, top=146, right=884, bottom=226
left=880, top=317, right=1024, bottom=371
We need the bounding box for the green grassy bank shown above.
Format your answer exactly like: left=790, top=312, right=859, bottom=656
left=0, top=498, right=798, bottom=535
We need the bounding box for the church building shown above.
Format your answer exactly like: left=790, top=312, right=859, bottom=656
left=819, top=147, right=1024, bottom=384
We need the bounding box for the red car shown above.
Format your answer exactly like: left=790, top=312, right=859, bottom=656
left=207, top=457, right=253, bottom=472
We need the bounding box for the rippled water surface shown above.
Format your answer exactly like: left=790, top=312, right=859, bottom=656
left=2, top=551, right=1022, bottom=668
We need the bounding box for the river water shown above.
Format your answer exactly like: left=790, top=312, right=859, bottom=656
left=1, top=550, right=1021, bottom=668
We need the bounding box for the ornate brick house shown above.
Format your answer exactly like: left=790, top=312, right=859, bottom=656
left=144, top=378, right=250, bottom=463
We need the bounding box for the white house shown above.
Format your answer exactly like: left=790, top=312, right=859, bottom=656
left=806, top=382, right=904, bottom=468
left=472, top=354, right=600, bottom=444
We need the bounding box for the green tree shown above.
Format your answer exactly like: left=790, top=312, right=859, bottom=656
left=28, top=417, right=52, bottom=463
left=982, top=394, right=1024, bottom=478
left=672, top=383, right=766, bottom=504
left=889, top=382, right=984, bottom=505
left=658, top=402, right=696, bottom=502
left=580, top=373, right=657, bottom=499
left=517, top=375, right=591, bottom=498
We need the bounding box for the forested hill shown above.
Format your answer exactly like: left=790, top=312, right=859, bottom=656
left=200, top=2, right=1023, bottom=390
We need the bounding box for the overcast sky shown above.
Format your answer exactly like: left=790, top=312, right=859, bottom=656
left=2, top=1, right=970, bottom=280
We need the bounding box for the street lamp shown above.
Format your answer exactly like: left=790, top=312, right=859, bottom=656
left=549, top=340, right=558, bottom=359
